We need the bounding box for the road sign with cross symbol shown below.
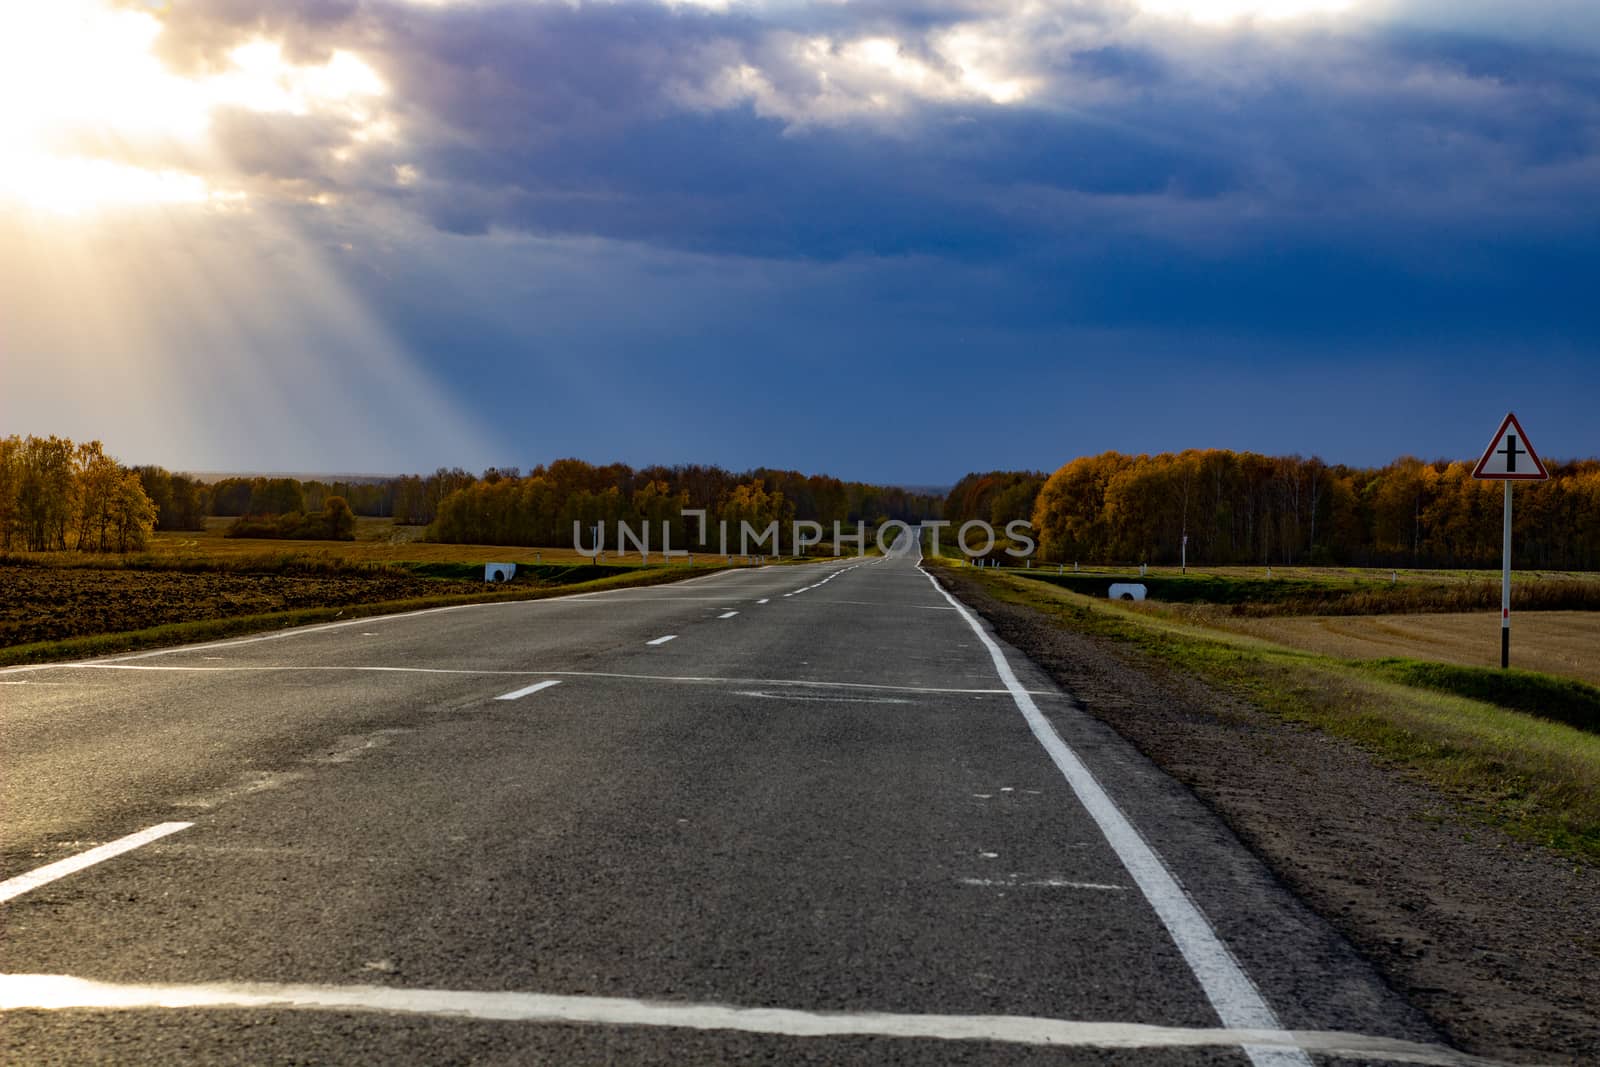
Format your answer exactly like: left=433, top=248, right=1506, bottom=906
left=1472, top=412, right=1549, bottom=481
left=1470, top=412, right=1549, bottom=668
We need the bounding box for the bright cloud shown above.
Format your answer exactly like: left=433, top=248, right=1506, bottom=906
left=682, top=28, right=1040, bottom=126
left=211, top=40, right=387, bottom=119
left=1135, top=0, right=1356, bottom=21
left=0, top=0, right=388, bottom=215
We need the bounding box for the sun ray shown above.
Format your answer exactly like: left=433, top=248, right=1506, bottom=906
left=0, top=0, right=490, bottom=471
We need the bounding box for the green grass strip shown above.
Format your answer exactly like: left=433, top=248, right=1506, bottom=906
left=1367, top=659, right=1600, bottom=736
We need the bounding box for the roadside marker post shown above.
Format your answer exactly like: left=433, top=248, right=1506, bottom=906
left=1471, top=412, right=1550, bottom=668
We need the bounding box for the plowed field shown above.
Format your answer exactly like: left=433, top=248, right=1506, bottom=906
left=0, top=566, right=487, bottom=648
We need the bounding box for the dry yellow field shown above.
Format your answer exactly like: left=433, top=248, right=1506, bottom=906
left=1218, top=611, right=1600, bottom=687
left=1083, top=562, right=1600, bottom=588
left=135, top=517, right=675, bottom=566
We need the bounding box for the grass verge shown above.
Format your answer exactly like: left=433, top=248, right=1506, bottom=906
left=1009, top=568, right=1600, bottom=615
left=0, top=563, right=721, bottom=668
left=946, top=561, right=1600, bottom=862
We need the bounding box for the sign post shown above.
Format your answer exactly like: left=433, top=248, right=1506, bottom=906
left=1471, top=412, right=1549, bottom=668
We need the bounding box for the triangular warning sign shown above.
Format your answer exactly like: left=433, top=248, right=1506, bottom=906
left=1473, top=412, right=1549, bottom=481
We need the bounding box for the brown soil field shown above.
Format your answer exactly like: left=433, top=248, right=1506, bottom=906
left=0, top=565, right=490, bottom=648
left=1218, top=611, right=1600, bottom=687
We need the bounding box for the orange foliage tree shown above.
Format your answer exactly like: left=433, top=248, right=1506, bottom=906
left=1008, top=450, right=1600, bottom=568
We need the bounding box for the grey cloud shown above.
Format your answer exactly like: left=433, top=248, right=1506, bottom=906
left=133, top=0, right=1600, bottom=260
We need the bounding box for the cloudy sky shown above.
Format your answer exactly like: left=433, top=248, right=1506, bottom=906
left=1, top=0, right=1595, bottom=482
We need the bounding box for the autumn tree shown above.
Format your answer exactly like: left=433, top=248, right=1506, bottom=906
left=322, top=496, right=357, bottom=540
left=0, top=436, right=20, bottom=551
left=111, top=471, right=158, bottom=551
left=718, top=480, right=793, bottom=552
left=76, top=441, right=126, bottom=552
left=16, top=435, right=76, bottom=550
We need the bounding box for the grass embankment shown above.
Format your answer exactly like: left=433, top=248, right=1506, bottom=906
left=950, top=562, right=1600, bottom=862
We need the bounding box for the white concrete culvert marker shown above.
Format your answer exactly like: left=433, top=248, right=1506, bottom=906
left=495, top=679, right=562, bottom=701
left=0, top=823, right=193, bottom=904
left=646, top=635, right=678, bottom=646
left=0, top=974, right=1505, bottom=1066
left=918, top=558, right=1312, bottom=1067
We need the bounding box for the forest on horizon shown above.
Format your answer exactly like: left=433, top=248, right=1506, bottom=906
left=4, top=434, right=1597, bottom=569
left=946, top=451, right=1600, bottom=571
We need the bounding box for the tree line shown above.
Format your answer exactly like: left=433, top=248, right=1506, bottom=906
left=426, top=461, right=943, bottom=549
left=944, top=450, right=1600, bottom=570
left=0, top=435, right=159, bottom=553
left=225, top=498, right=357, bottom=542
left=0, top=441, right=943, bottom=555
left=203, top=468, right=535, bottom=525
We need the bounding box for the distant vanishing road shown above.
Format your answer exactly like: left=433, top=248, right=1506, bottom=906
left=2, top=533, right=1476, bottom=1065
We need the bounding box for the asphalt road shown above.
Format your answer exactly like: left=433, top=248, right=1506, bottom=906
left=1, top=534, right=1485, bottom=1065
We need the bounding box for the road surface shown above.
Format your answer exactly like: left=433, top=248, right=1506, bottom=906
left=1, top=534, right=1480, bottom=1065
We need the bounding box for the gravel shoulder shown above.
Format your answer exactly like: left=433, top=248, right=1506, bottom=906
left=935, top=566, right=1599, bottom=1065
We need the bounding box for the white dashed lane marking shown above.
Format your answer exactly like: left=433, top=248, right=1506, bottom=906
left=0, top=823, right=193, bottom=904
left=494, top=680, right=563, bottom=701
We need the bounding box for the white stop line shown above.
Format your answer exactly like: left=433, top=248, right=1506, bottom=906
left=0, top=974, right=1501, bottom=1065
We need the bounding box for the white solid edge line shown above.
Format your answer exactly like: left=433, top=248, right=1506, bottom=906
left=646, top=635, right=678, bottom=646
left=0, top=823, right=193, bottom=904
left=494, top=679, right=563, bottom=701
left=916, top=552, right=1312, bottom=1067
left=0, top=975, right=1504, bottom=1066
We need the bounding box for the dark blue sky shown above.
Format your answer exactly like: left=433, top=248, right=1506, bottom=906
left=1, top=0, right=1595, bottom=482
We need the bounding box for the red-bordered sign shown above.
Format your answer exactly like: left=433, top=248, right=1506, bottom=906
left=1472, top=412, right=1549, bottom=481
